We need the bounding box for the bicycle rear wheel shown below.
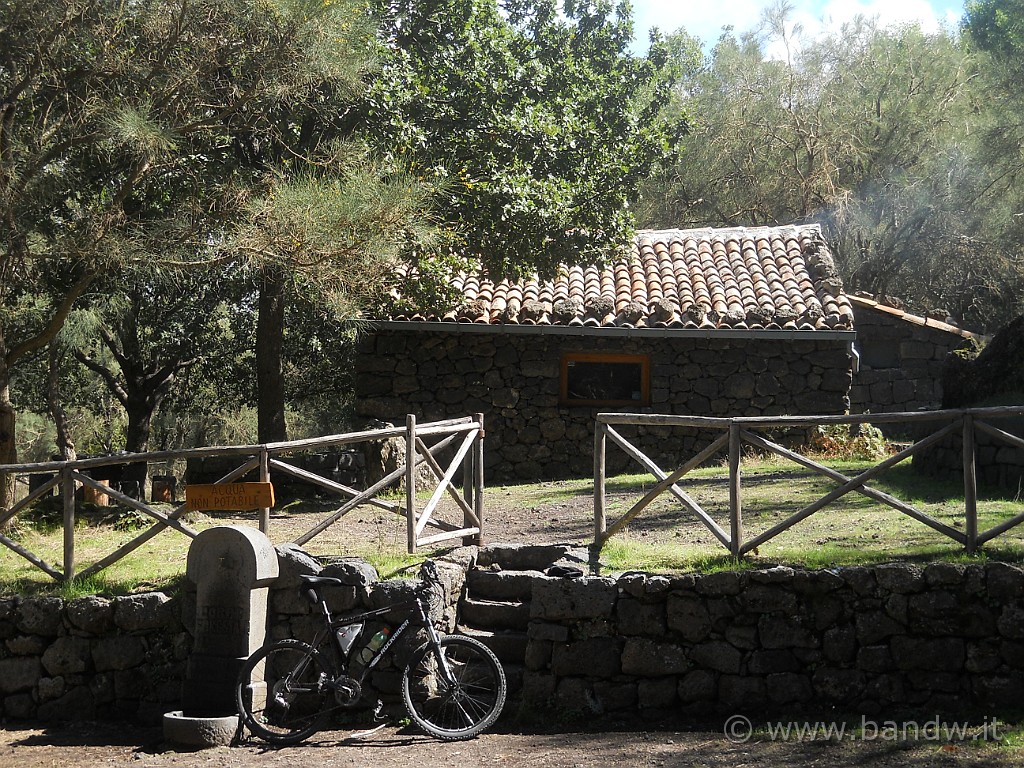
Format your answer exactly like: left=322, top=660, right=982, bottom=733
left=236, top=639, right=333, bottom=745
left=402, top=634, right=506, bottom=740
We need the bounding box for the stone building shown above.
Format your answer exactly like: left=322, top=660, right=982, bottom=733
left=356, top=224, right=857, bottom=481
left=847, top=294, right=981, bottom=417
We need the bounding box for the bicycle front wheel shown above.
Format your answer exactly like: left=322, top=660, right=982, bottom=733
left=402, top=634, right=507, bottom=740
left=236, top=639, right=333, bottom=745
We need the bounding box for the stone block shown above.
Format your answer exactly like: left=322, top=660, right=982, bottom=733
left=689, top=641, right=742, bottom=674
left=638, top=677, right=678, bottom=709
left=621, top=638, right=690, bottom=676
left=873, top=563, right=925, bottom=593
left=616, top=597, right=666, bottom=636
left=758, top=615, right=819, bottom=649
left=16, top=597, right=63, bottom=636
left=666, top=594, right=711, bottom=642
left=740, top=584, right=797, bottom=614
left=678, top=669, right=716, bottom=702
left=719, top=675, right=767, bottom=709
left=812, top=667, right=865, bottom=701
left=0, top=656, right=41, bottom=694
left=890, top=636, right=965, bottom=672
left=42, top=636, right=92, bottom=675
left=92, top=636, right=147, bottom=672
left=531, top=577, right=617, bottom=621
left=766, top=672, right=813, bottom=704
left=114, top=592, right=173, bottom=632
left=551, top=638, right=620, bottom=677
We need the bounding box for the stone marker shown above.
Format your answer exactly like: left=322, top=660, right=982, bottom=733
left=165, top=525, right=278, bottom=746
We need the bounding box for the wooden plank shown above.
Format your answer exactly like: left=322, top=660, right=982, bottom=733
left=594, top=422, right=607, bottom=545
left=407, top=414, right=417, bottom=554
left=600, top=432, right=731, bottom=545
left=729, top=424, right=742, bottom=558
left=268, top=459, right=402, bottom=514
left=963, top=415, right=978, bottom=554
left=74, top=472, right=199, bottom=539
left=414, top=430, right=479, bottom=539
left=741, top=430, right=966, bottom=542
left=291, top=432, right=460, bottom=547
left=0, top=473, right=60, bottom=528
left=62, top=469, right=75, bottom=582
left=185, top=482, right=275, bottom=511
left=975, top=420, right=1024, bottom=451
left=978, top=510, right=1024, bottom=545
left=416, top=527, right=481, bottom=548
left=604, top=425, right=730, bottom=548
left=0, top=532, right=65, bottom=581
left=738, top=421, right=965, bottom=554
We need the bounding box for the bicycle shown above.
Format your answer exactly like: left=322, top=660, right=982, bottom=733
left=235, top=570, right=507, bottom=745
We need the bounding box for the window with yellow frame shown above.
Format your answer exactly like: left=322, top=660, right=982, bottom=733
left=559, top=352, right=651, bottom=407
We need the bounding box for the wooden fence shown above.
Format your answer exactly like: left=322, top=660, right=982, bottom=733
left=0, top=415, right=484, bottom=583
left=594, top=407, right=1024, bottom=557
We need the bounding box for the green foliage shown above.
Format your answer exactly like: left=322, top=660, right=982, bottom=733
left=811, top=423, right=890, bottom=461
left=363, top=0, right=688, bottom=280
left=643, top=7, right=1024, bottom=330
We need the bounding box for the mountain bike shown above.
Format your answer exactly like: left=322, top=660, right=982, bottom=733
left=235, top=570, right=507, bottom=745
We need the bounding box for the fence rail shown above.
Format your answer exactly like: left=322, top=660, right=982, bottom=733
left=594, top=407, right=1024, bottom=557
left=0, top=415, right=485, bottom=583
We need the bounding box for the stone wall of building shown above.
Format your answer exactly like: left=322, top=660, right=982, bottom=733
left=850, top=297, right=978, bottom=416
left=355, top=330, right=852, bottom=481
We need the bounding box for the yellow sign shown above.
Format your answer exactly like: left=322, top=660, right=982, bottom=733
left=185, top=482, right=275, bottom=512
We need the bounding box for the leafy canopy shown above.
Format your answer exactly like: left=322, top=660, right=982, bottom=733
left=363, top=0, right=687, bottom=280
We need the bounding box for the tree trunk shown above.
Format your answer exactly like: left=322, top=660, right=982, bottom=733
left=122, top=398, right=156, bottom=499
left=0, top=366, right=16, bottom=526
left=47, top=341, right=77, bottom=462
left=257, top=266, right=288, bottom=444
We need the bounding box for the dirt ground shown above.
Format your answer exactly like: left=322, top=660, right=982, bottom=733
left=3, top=716, right=1023, bottom=768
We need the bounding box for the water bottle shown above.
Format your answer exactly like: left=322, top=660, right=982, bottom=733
left=335, top=623, right=362, bottom=656
left=350, top=627, right=391, bottom=676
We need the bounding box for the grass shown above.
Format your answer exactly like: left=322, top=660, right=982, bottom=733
left=2, top=450, right=1023, bottom=595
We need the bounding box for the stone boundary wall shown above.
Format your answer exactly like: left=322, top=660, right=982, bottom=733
left=5, top=557, right=1024, bottom=723
left=0, top=546, right=470, bottom=723
left=850, top=298, right=978, bottom=417
left=912, top=417, right=1024, bottom=492
left=356, top=330, right=852, bottom=481
left=0, top=591, right=186, bottom=722
left=519, top=562, right=1024, bottom=718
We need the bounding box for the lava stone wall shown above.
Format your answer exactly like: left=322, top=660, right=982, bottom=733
left=912, top=416, right=1024, bottom=491
left=0, top=592, right=186, bottom=722
left=850, top=302, right=976, bottom=416
left=520, top=561, right=1024, bottom=718
left=355, top=330, right=853, bottom=481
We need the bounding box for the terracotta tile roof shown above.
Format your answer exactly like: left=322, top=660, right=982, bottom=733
left=848, top=294, right=983, bottom=340
left=387, top=224, right=854, bottom=331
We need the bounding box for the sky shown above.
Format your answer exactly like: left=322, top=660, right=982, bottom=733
left=629, top=0, right=967, bottom=53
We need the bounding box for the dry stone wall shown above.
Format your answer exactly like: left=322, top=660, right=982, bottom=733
left=518, top=562, right=1024, bottom=717
left=0, top=591, right=186, bottom=722
left=6, top=555, right=1022, bottom=724
left=356, top=330, right=852, bottom=481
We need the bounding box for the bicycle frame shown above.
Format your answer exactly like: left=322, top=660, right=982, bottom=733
left=311, top=593, right=456, bottom=686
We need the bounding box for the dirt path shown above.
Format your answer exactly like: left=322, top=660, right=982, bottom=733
left=2, top=718, right=1021, bottom=768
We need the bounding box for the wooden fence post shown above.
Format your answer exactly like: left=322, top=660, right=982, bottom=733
left=406, top=414, right=417, bottom=554
left=594, top=421, right=607, bottom=546
left=259, top=447, right=271, bottom=534
left=729, top=423, right=742, bottom=558
left=963, top=413, right=978, bottom=554
left=470, top=413, right=484, bottom=546
left=62, top=468, right=76, bottom=582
